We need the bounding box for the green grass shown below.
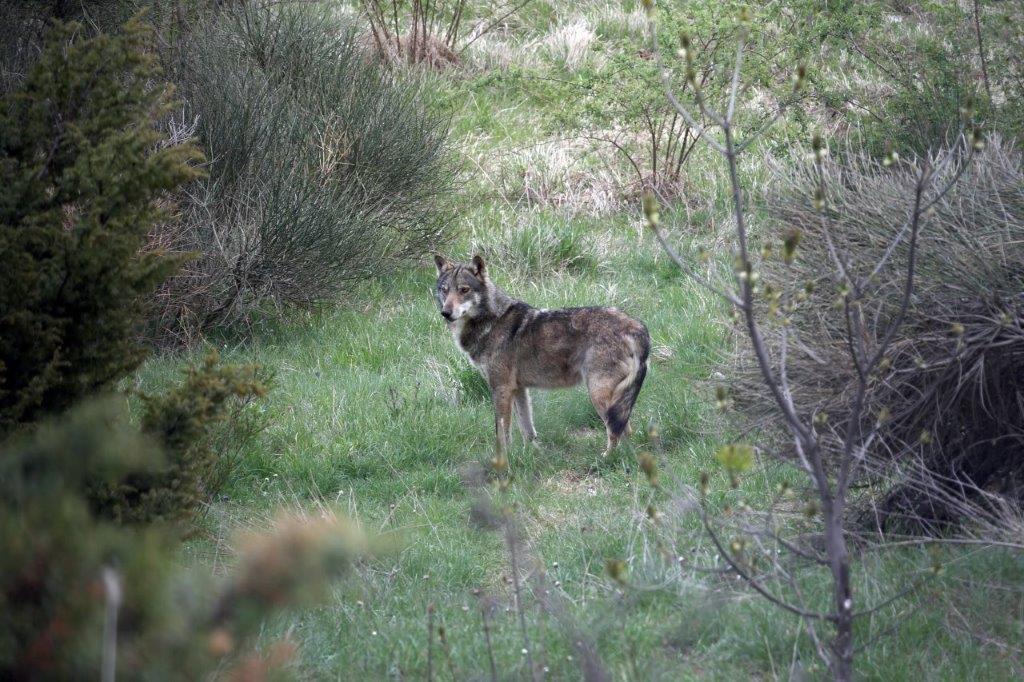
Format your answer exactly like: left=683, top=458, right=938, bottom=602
left=135, top=1, right=1024, bottom=677
left=141, top=208, right=1024, bottom=678
left=140, top=212, right=739, bottom=677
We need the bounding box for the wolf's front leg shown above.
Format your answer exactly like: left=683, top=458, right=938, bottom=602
left=492, top=386, right=514, bottom=460
left=513, top=388, right=537, bottom=442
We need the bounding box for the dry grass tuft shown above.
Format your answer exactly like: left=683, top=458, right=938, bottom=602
left=541, top=18, right=599, bottom=72
left=493, top=137, right=625, bottom=215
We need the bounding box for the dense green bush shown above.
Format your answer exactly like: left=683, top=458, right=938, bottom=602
left=0, top=17, right=201, bottom=435
left=0, top=13, right=268, bottom=527
left=0, top=18, right=368, bottom=678
left=152, top=4, right=456, bottom=338
left=90, top=352, right=267, bottom=526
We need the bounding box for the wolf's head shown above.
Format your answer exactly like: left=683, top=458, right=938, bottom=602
left=433, top=254, right=488, bottom=322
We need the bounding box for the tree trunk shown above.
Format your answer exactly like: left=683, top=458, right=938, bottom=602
left=825, top=501, right=854, bottom=681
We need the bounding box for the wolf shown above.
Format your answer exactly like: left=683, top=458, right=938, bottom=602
left=434, top=254, right=650, bottom=459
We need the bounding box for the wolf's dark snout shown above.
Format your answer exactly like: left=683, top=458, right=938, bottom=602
left=441, top=309, right=453, bottom=320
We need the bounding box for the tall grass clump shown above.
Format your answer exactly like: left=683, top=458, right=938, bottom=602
left=472, top=214, right=606, bottom=278
left=155, top=4, right=455, bottom=340
left=743, top=136, right=1024, bottom=529
left=90, top=352, right=267, bottom=526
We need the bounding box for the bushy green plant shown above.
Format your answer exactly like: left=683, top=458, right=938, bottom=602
left=0, top=400, right=173, bottom=678
left=0, top=17, right=201, bottom=435
left=153, top=4, right=456, bottom=337
left=90, top=352, right=267, bottom=526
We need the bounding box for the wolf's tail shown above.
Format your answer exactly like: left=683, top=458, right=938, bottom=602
left=606, top=326, right=651, bottom=438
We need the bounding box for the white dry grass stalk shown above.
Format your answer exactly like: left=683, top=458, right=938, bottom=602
left=541, top=18, right=599, bottom=72
left=462, top=26, right=542, bottom=71
left=160, top=107, right=200, bottom=150
left=424, top=357, right=462, bottom=406
left=100, top=567, right=122, bottom=682
left=590, top=2, right=647, bottom=38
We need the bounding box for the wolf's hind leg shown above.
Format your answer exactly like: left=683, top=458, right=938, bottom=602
left=586, top=378, right=621, bottom=455
left=589, top=365, right=645, bottom=455
left=514, top=389, right=537, bottom=442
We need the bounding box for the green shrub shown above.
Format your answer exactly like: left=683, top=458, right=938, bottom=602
left=153, top=4, right=457, bottom=337
left=0, top=399, right=174, bottom=679
left=90, top=352, right=267, bottom=525
left=0, top=17, right=201, bottom=435
left=0, top=17, right=366, bottom=675
left=0, top=14, right=266, bottom=526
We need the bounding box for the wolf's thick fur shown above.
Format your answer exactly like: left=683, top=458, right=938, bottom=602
left=434, top=254, right=650, bottom=457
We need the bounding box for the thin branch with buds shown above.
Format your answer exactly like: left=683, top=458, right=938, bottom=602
left=638, top=1, right=981, bottom=678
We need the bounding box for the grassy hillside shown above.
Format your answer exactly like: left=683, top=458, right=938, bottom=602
left=134, top=1, right=1024, bottom=678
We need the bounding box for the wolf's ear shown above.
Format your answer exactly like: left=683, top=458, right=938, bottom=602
left=471, top=254, right=486, bottom=279
left=433, top=254, right=451, bottom=273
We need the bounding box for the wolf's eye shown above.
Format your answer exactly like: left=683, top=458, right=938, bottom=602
left=458, top=286, right=470, bottom=295
left=440, top=285, right=448, bottom=294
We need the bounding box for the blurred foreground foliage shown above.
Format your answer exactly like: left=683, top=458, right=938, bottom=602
left=0, top=15, right=374, bottom=678
left=0, top=398, right=372, bottom=679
